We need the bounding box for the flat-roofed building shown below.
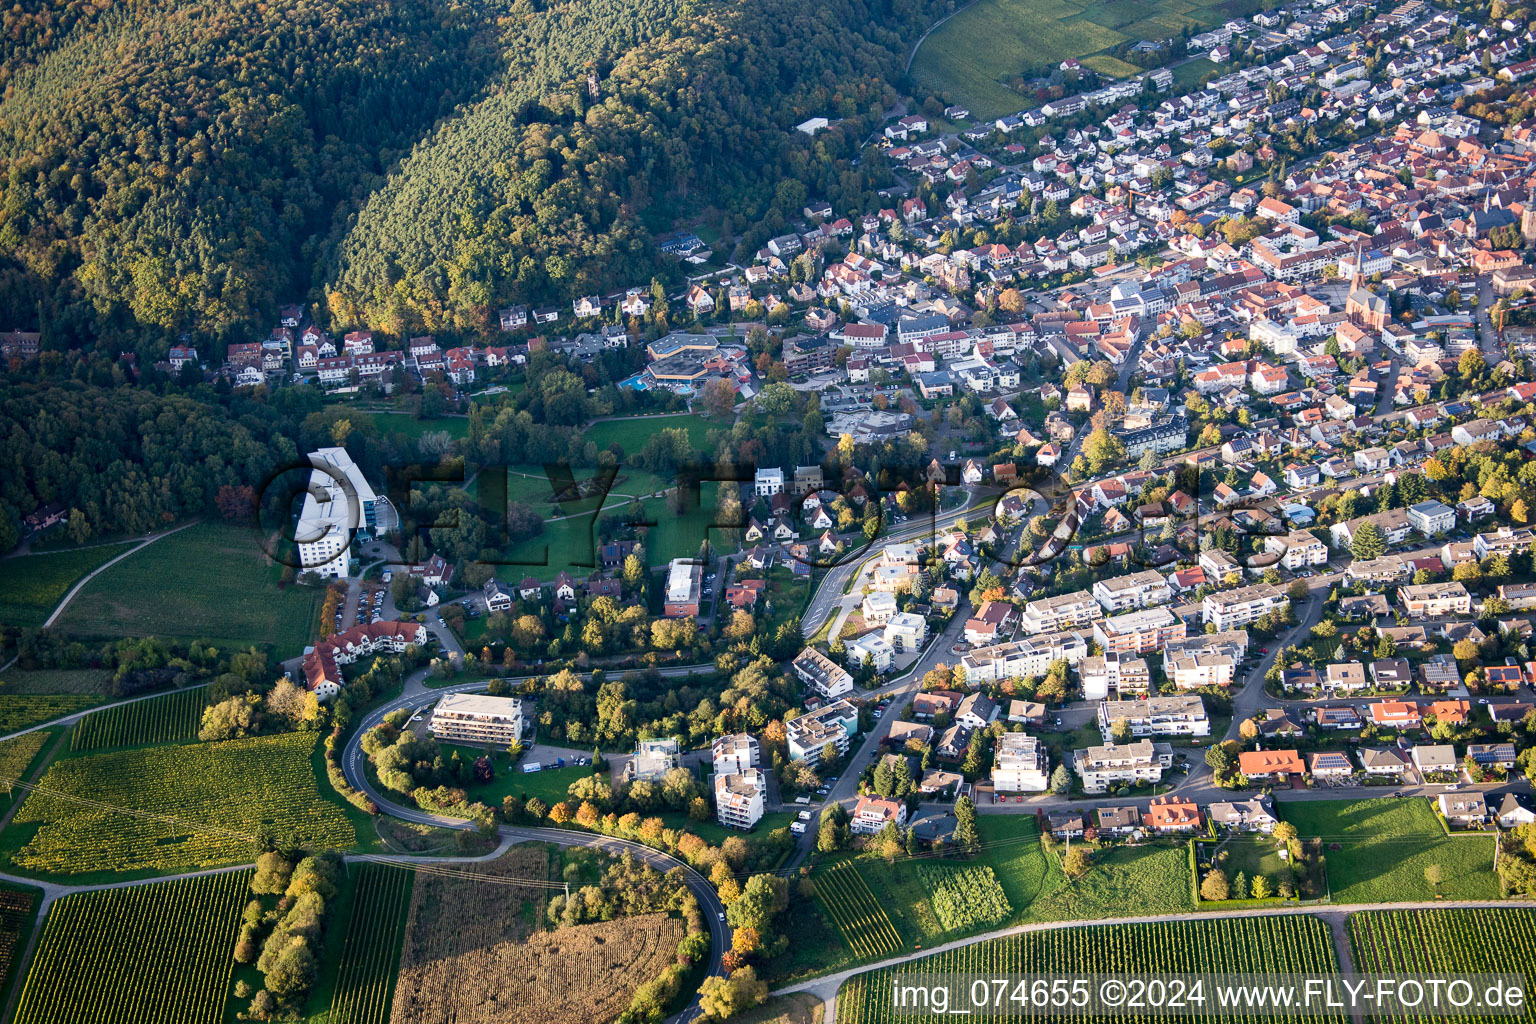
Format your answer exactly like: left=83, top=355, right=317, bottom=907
left=1398, top=581, right=1471, bottom=618
left=992, top=733, right=1050, bottom=792
left=715, top=769, right=766, bottom=829
left=1097, top=695, right=1209, bottom=741
left=663, top=558, right=703, bottom=617
left=960, top=630, right=1089, bottom=685
left=429, top=693, right=527, bottom=746
left=1093, top=606, right=1186, bottom=654
left=1092, top=570, right=1173, bottom=612
left=712, top=733, right=760, bottom=776
left=1074, top=739, right=1172, bottom=794
left=1202, top=582, right=1288, bottom=631
left=787, top=700, right=859, bottom=763
left=1022, top=590, right=1103, bottom=633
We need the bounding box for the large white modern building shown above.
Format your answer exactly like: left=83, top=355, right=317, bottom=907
left=787, top=700, right=859, bottom=763
left=297, top=446, right=394, bottom=578
left=429, top=692, right=527, bottom=746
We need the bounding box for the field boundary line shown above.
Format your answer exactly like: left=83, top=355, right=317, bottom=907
left=907, top=0, right=986, bottom=73
left=40, top=519, right=201, bottom=629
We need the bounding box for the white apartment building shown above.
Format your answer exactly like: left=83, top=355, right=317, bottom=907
left=712, top=733, right=760, bottom=776
left=1092, top=605, right=1186, bottom=655
left=1166, top=649, right=1237, bottom=689
left=1397, top=581, right=1472, bottom=618
left=787, top=700, right=859, bottom=763
left=1022, top=590, right=1103, bottom=634
left=1407, top=500, right=1456, bottom=536
left=846, top=632, right=894, bottom=672
left=861, top=591, right=899, bottom=626
left=754, top=467, right=784, bottom=496
left=959, top=630, right=1089, bottom=685
left=791, top=647, right=854, bottom=699
left=992, top=733, right=1050, bottom=792
left=1079, top=651, right=1151, bottom=699
left=429, top=693, right=527, bottom=747
left=1266, top=530, right=1328, bottom=569
left=296, top=446, right=394, bottom=578
left=1074, top=740, right=1172, bottom=794
left=1091, top=570, right=1173, bottom=612
left=1202, top=583, right=1288, bottom=631
left=715, top=769, right=766, bottom=829
left=884, top=612, right=928, bottom=652
left=1097, top=695, right=1209, bottom=741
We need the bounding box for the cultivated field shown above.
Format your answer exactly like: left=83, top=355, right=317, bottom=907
left=0, top=542, right=136, bottom=628
left=815, top=862, right=906, bottom=959
left=392, top=845, right=684, bottom=1024
left=70, top=688, right=206, bottom=751
left=0, top=668, right=113, bottom=695
left=1281, top=799, right=1497, bottom=902
left=54, top=522, right=325, bottom=651
left=1349, top=908, right=1536, bottom=1022
left=7, top=732, right=355, bottom=876
left=918, top=864, right=1012, bottom=931
left=327, top=863, right=415, bottom=1024
left=13, top=870, right=248, bottom=1024
left=839, top=914, right=1346, bottom=1024
left=0, top=694, right=102, bottom=734
left=910, top=0, right=1267, bottom=119
left=0, top=885, right=38, bottom=1001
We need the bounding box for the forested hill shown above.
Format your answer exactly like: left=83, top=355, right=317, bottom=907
left=0, top=0, right=505, bottom=347
left=326, top=0, right=943, bottom=335
left=0, top=0, right=944, bottom=352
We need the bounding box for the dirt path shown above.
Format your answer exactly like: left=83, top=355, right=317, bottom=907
left=39, top=520, right=200, bottom=629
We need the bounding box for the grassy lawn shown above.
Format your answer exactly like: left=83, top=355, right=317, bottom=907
left=54, top=522, right=326, bottom=652
left=911, top=0, right=1251, bottom=119
left=1172, top=56, right=1220, bottom=88
left=0, top=542, right=137, bottom=627
left=1281, top=798, right=1498, bottom=903
left=367, top=410, right=468, bottom=440
left=977, top=815, right=1196, bottom=923
left=500, top=483, right=737, bottom=580
left=583, top=413, right=722, bottom=455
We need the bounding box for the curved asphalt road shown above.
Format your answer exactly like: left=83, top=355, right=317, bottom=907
left=341, top=684, right=731, bottom=1024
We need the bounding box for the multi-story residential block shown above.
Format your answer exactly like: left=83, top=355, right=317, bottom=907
left=1166, top=648, right=1237, bottom=689
left=712, top=733, right=760, bottom=776
left=845, top=633, right=894, bottom=672
left=1202, top=583, right=1288, bottom=631
left=1091, top=570, right=1173, bottom=612
left=1474, top=527, right=1536, bottom=560
left=1097, top=695, right=1209, bottom=741
left=791, top=647, right=854, bottom=699
left=1266, top=530, right=1328, bottom=569
left=1079, top=651, right=1151, bottom=698
left=1021, top=591, right=1103, bottom=633
left=992, top=733, right=1050, bottom=792
left=715, top=769, right=766, bottom=830
left=1407, top=499, right=1456, bottom=536
left=1397, top=581, right=1472, bottom=618
left=787, top=700, right=859, bottom=763
left=428, top=693, right=526, bottom=746
left=626, top=738, right=681, bottom=782
left=959, top=631, right=1090, bottom=685
left=304, top=621, right=427, bottom=700
left=1092, top=606, right=1186, bottom=655
left=1074, top=739, right=1172, bottom=794
left=884, top=612, right=928, bottom=652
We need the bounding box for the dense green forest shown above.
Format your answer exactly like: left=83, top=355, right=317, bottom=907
left=0, top=0, right=504, bottom=349
left=0, top=0, right=946, bottom=354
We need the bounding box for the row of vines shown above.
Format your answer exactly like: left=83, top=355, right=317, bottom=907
left=840, top=914, right=1346, bottom=1023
